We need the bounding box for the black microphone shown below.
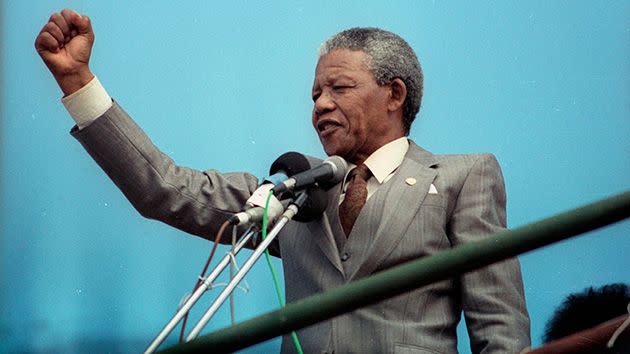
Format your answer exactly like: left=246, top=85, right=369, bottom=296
left=229, top=152, right=333, bottom=225
left=268, top=151, right=315, bottom=180
left=292, top=186, right=328, bottom=222
left=271, top=156, right=347, bottom=195
left=230, top=152, right=315, bottom=225
left=268, top=152, right=331, bottom=222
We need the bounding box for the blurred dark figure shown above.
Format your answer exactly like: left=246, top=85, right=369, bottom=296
left=544, top=283, right=629, bottom=342
left=536, top=283, right=630, bottom=353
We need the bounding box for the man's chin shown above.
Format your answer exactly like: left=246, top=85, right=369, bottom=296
left=322, top=145, right=352, bottom=162
left=322, top=144, right=341, bottom=157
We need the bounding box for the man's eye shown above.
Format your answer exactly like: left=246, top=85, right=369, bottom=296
left=333, top=85, right=349, bottom=90
left=312, top=93, right=320, bottom=102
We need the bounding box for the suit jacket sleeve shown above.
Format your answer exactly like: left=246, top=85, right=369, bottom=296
left=69, top=100, right=261, bottom=242
left=448, top=154, right=531, bottom=353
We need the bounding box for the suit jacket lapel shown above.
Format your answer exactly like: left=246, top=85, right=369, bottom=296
left=348, top=142, right=438, bottom=281
left=306, top=183, right=344, bottom=274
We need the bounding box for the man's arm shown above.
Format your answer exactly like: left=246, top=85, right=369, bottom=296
left=70, top=100, right=260, bottom=240
left=34, top=10, right=265, bottom=245
left=449, top=154, right=531, bottom=353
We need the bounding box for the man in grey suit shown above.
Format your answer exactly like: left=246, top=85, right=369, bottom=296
left=36, top=9, right=530, bottom=353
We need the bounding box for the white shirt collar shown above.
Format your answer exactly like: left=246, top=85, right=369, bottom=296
left=347, top=137, right=409, bottom=184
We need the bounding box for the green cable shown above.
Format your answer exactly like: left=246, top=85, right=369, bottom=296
left=261, top=190, right=303, bottom=354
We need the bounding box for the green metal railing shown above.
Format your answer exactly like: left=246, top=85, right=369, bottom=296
left=162, top=191, right=630, bottom=353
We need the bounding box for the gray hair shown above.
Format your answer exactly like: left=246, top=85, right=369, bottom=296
left=319, top=27, right=423, bottom=134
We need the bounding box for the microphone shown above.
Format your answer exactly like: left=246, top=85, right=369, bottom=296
left=269, top=151, right=331, bottom=222
left=229, top=187, right=328, bottom=225
left=292, top=186, right=328, bottom=222
left=229, top=199, right=290, bottom=226
left=230, top=152, right=331, bottom=226
left=269, top=151, right=315, bottom=179
left=271, top=156, right=347, bottom=195
left=243, top=183, right=277, bottom=209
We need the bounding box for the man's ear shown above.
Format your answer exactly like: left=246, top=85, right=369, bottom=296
left=387, top=78, right=407, bottom=113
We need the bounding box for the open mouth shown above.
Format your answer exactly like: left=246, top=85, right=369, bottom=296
left=317, top=120, right=342, bottom=136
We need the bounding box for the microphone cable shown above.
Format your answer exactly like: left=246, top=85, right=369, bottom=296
left=176, top=190, right=305, bottom=352
left=261, top=190, right=304, bottom=354
left=178, top=219, right=231, bottom=343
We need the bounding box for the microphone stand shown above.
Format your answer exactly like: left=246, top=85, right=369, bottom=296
left=144, top=229, right=257, bottom=354
left=185, top=192, right=309, bottom=342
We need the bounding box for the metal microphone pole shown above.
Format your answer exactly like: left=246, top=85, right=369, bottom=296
left=144, top=229, right=257, bottom=354
left=185, top=192, right=309, bottom=342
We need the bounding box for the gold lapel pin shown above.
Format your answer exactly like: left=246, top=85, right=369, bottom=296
left=405, top=177, right=417, bottom=186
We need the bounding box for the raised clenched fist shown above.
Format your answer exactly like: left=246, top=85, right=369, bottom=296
left=35, top=9, right=95, bottom=95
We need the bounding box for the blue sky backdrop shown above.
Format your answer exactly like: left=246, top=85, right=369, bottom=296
left=1, top=1, right=629, bottom=353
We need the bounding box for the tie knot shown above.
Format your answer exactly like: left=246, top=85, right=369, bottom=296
left=349, top=164, right=371, bottom=182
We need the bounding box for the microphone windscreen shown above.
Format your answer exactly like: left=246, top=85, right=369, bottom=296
left=294, top=186, right=329, bottom=222
left=269, top=152, right=314, bottom=176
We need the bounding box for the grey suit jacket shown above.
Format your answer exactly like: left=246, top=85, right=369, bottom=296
left=71, top=101, right=530, bottom=353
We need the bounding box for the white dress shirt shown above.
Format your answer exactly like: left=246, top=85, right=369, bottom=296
left=340, top=137, right=409, bottom=203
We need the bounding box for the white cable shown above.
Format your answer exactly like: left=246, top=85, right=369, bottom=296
left=607, top=302, right=630, bottom=349
left=229, top=225, right=237, bottom=325
left=228, top=250, right=251, bottom=292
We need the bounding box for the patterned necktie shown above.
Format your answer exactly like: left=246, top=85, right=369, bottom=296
left=339, top=164, right=372, bottom=237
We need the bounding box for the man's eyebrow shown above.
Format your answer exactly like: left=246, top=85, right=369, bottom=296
left=330, top=73, right=355, bottom=81
left=320, top=74, right=356, bottom=85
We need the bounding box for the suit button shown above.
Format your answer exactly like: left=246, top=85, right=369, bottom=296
left=341, top=252, right=350, bottom=261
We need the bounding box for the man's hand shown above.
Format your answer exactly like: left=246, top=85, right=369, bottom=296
left=35, top=9, right=95, bottom=96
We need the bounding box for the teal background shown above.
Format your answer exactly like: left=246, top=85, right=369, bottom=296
left=1, top=1, right=629, bottom=352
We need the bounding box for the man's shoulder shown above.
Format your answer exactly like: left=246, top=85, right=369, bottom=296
left=407, top=140, right=501, bottom=171
left=433, top=152, right=500, bottom=168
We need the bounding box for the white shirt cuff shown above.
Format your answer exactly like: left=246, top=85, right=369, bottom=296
left=61, top=76, right=112, bottom=129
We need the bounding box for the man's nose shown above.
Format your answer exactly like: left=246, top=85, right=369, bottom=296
left=314, top=91, right=335, bottom=116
